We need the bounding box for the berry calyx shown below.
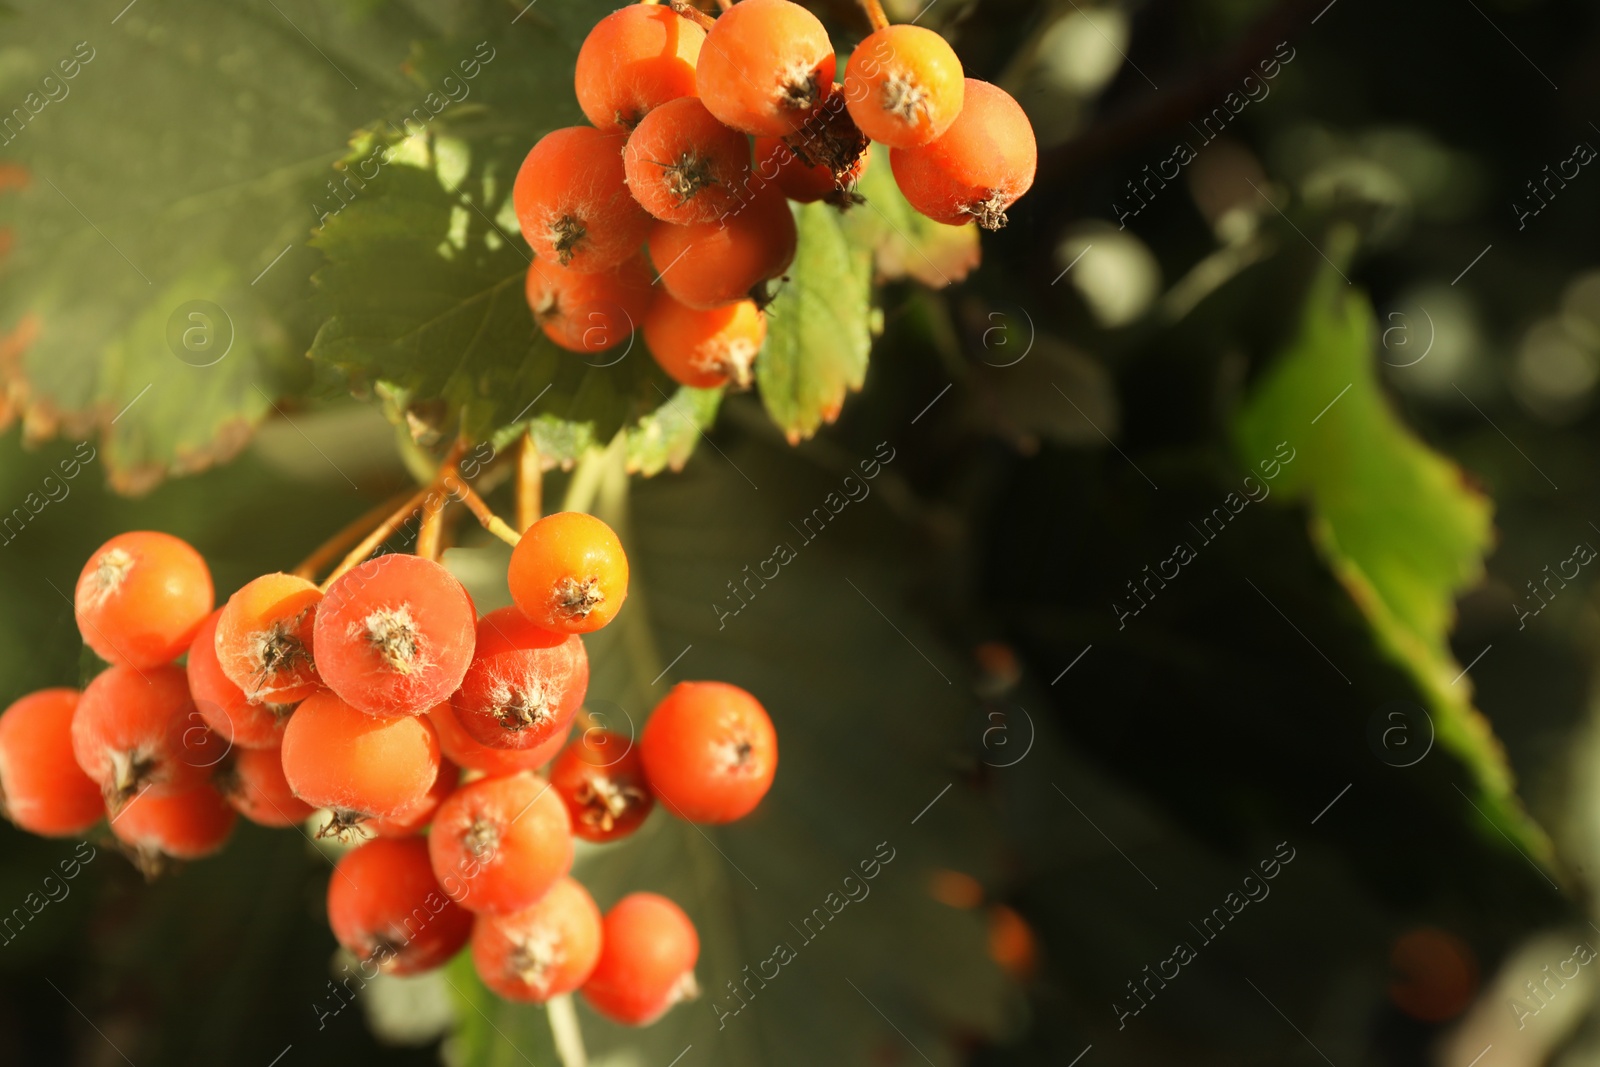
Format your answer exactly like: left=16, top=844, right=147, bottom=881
left=643, top=292, right=765, bottom=390
left=451, top=607, right=590, bottom=751
left=624, top=97, right=752, bottom=225
left=525, top=254, right=654, bottom=355
left=514, top=127, right=652, bottom=273
left=279, top=690, right=441, bottom=839
left=188, top=609, right=293, bottom=750
left=314, top=554, right=477, bottom=718
left=216, top=746, right=314, bottom=828
left=784, top=88, right=870, bottom=190
left=428, top=701, right=569, bottom=777
left=328, top=836, right=474, bottom=976
left=647, top=184, right=798, bottom=309
left=889, top=78, right=1037, bottom=230
left=581, top=892, right=700, bottom=1026
left=507, top=512, right=630, bottom=634
left=550, top=729, right=654, bottom=843
left=74, top=531, right=213, bottom=669
left=0, top=688, right=103, bottom=836
left=697, top=0, right=838, bottom=137
left=111, top=780, right=236, bottom=875
left=844, top=25, right=965, bottom=148
left=72, top=664, right=222, bottom=808
left=640, top=681, right=777, bottom=824
left=470, top=876, right=603, bottom=1002
left=574, top=5, right=706, bottom=132
left=755, top=135, right=868, bottom=205
left=427, top=771, right=574, bottom=917
left=214, top=573, right=323, bottom=704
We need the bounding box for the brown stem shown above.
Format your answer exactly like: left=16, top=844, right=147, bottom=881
left=859, top=0, right=889, bottom=31
left=517, top=434, right=542, bottom=533
left=668, top=0, right=716, bottom=30
left=318, top=489, right=429, bottom=591
left=456, top=481, right=523, bottom=547
left=415, top=486, right=450, bottom=562
left=293, top=489, right=420, bottom=581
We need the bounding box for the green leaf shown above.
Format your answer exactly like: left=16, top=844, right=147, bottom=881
left=1233, top=260, right=1550, bottom=864
left=757, top=203, right=874, bottom=444
left=0, top=0, right=430, bottom=492
left=844, top=144, right=982, bottom=289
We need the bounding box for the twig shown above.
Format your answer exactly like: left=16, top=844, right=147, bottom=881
left=415, top=484, right=450, bottom=562
left=547, top=995, right=588, bottom=1067
left=318, top=489, right=430, bottom=590
left=455, top=481, right=523, bottom=547
left=293, top=489, right=419, bottom=580
left=859, top=0, right=889, bottom=31
left=668, top=0, right=716, bottom=30
left=517, top=433, right=542, bottom=532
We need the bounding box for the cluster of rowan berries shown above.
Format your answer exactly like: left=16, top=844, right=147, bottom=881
left=514, top=0, right=1037, bottom=386
left=0, top=513, right=777, bottom=1024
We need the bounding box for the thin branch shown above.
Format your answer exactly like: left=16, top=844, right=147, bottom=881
left=668, top=0, right=716, bottom=30
left=517, top=432, right=542, bottom=533
left=859, top=0, right=889, bottom=31
left=293, top=489, right=419, bottom=580
left=455, top=480, right=523, bottom=547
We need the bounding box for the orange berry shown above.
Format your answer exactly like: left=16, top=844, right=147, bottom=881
left=624, top=97, right=752, bottom=225
left=218, top=746, right=314, bottom=828
left=214, top=573, right=323, bottom=705
left=754, top=135, right=868, bottom=204
left=111, top=780, right=236, bottom=866
left=0, top=689, right=103, bottom=836
left=187, top=609, right=292, bottom=750
left=696, top=0, right=837, bottom=137
left=844, top=25, right=965, bottom=148
left=639, top=681, right=776, bottom=824
left=526, top=254, right=653, bottom=355
left=427, top=702, right=568, bottom=777
left=74, top=531, right=213, bottom=669
left=508, top=512, right=630, bottom=635
left=889, top=79, right=1036, bottom=230
left=575, top=5, right=705, bottom=132
left=643, top=291, right=765, bottom=389
left=471, top=876, right=603, bottom=1002
left=647, top=185, right=797, bottom=309
left=514, top=127, right=652, bottom=273
left=581, top=893, right=700, bottom=1025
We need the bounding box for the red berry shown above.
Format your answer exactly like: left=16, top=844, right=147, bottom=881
left=328, top=837, right=474, bottom=976
left=526, top=254, right=654, bottom=355
left=754, top=135, right=868, bottom=203
left=889, top=79, right=1036, bottom=230
left=188, top=609, right=292, bottom=750
left=111, top=780, right=236, bottom=868
left=74, top=531, right=213, bottom=669
left=428, top=701, right=569, bottom=777
left=514, top=127, right=652, bottom=273
left=640, top=681, right=776, bottom=824
left=507, top=512, right=630, bottom=634
left=427, top=771, right=573, bottom=917
left=550, top=729, right=654, bottom=843
left=72, top=664, right=224, bottom=809
left=647, top=184, right=797, bottom=309
left=575, top=5, right=706, bottom=132
left=370, top=758, right=458, bottom=838
left=0, top=688, right=103, bottom=836
left=280, top=690, right=441, bottom=838
left=644, top=291, right=765, bottom=389
left=314, top=554, right=476, bottom=719
left=843, top=25, right=965, bottom=148
left=624, top=97, right=752, bottom=225
left=470, top=876, right=602, bottom=1002
left=696, top=0, right=837, bottom=137
left=581, top=892, right=699, bottom=1025
left=451, top=607, right=589, bottom=752
left=217, top=746, right=314, bottom=828
left=214, top=573, right=323, bottom=704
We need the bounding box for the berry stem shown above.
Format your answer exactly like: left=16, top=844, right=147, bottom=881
left=317, top=489, right=429, bottom=591
left=667, top=0, right=716, bottom=30
left=859, top=0, right=890, bottom=31
left=292, top=489, right=421, bottom=581
left=415, top=474, right=453, bottom=562
left=548, top=994, right=589, bottom=1067
left=455, top=481, right=523, bottom=547
left=517, top=433, right=542, bottom=533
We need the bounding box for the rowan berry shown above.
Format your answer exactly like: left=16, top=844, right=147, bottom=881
left=428, top=701, right=569, bottom=777
left=451, top=607, right=589, bottom=751
left=581, top=893, right=699, bottom=1026
left=470, top=876, right=602, bottom=1002
left=525, top=254, right=653, bottom=356
left=550, top=729, right=654, bottom=843
left=574, top=5, right=706, bottom=132
left=697, top=0, right=837, bottom=137
left=214, top=572, right=323, bottom=704
left=371, top=758, right=458, bottom=838
left=647, top=184, right=797, bottom=309
left=784, top=88, right=870, bottom=189
left=188, top=609, right=292, bottom=750
left=73, top=664, right=223, bottom=808
left=514, top=127, right=652, bottom=273
left=754, top=135, right=868, bottom=204
left=427, top=771, right=573, bottom=917
left=111, top=780, right=236, bottom=870
left=74, top=531, right=213, bottom=669
left=508, top=512, right=630, bottom=634
left=644, top=292, right=765, bottom=389
left=889, top=78, right=1036, bottom=229
left=314, top=554, right=476, bottom=719
left=624, top=97, right=751, bottom=225
left=279, top=690, right=441, bottom=838
left=328, top=836, right=473, bottom=976
left=0, top=689, right=103, bottom=836
left=844, top=25, right=965, bottom=148
left=640, top=681, right=776, bottom=824
left=216, top=746, right=313, bottom=828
